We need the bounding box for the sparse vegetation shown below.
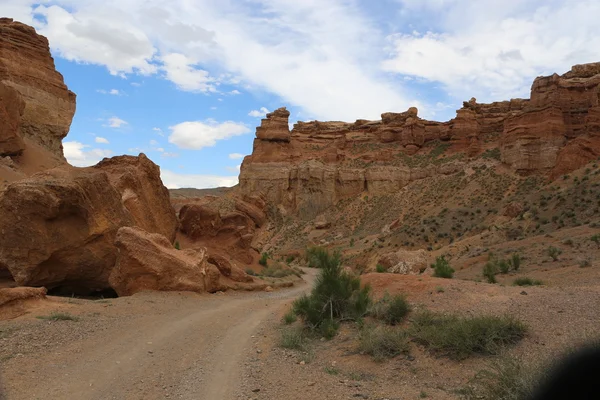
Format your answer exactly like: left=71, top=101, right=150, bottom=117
left=358, top=324, right=410, bottom=361
left=282, top=310, right=297, bottom=325
left=293, top=249, right=371, bottom=337
left=369, top=292, right=411, bottom=325
left=591, top=234, right=600, bottom=248
left=174, top=241, right=181, bottom=250
left=36, top=312, right=79, bottom=321
left=259, top=252, right=269, bottom=266
left=375, top=264, right=387, bottom=273
left=513, top=277, right=542, bottom=286
left=483, top=262, right=498, bottom=284
left=547, top=246, right=562, bottom=261
left=305, top=246, right=328, bottom=268
left=245, top=268, right=257, bottom=276
left=410, top=311, right=526, bottom=360
left=279, top=326, right=308, bottom=350
left=462, top=355, right=544, bottom=400
left=431, top=256, right=454, bottom=279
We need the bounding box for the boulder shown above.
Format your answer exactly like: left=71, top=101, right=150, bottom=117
left=207, top=254, right=254, bottom=283
left=378, top=249, right=430, bottom=275
left=0, top=83, right=25, bottom=156
left=95, top=154, right=178, bottom=242
left=109, top=226, right=225, bottom=296
left=0, top=155, right=178, bottom=293
left=0, top=167, right=133, bottom=292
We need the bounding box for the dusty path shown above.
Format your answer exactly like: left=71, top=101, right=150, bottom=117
left=0, top=269, right=317, bottom=400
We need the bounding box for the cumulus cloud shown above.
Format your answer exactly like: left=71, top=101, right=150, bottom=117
left=168, top=120, right=250, bottom=150
left=384, top=0, right=600, bottom=100
left=248, top=107, right=270, bottom=118
left=95, top=136, right=110, bottom=144
left=63, top=141, right=112, bottom=167
left=228, top=153, right=245, bottom=159
left=106, top=117, right=128, bottom=128
left=225, top=164, right=241, bottom=173
left=152, top=127, right=164, bottom=136
left=229, top=89, right=241, bottom=95
left=14, top=0, right=415, bottom=120
left=160, top=53, right=216, bottom=93
left=160, top=169, right=238, bottom=189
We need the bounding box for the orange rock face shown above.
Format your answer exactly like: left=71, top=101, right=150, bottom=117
left=109, top=226, right=225, bottom=296
left=0, top=18, right=76, bottom=163
left=240, top=63, right=600, bottom=214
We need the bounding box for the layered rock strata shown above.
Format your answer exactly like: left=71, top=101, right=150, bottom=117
left=240, top=63, right=600, bottom=214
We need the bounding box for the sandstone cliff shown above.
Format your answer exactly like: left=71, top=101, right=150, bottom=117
left=240, top=63, right=600, bottom=216
left=0, top=18, right=76, bottom=173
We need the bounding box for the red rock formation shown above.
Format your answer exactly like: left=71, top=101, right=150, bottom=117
left=0, top=18, right=76, bottom=164
left=109, top=226, right=225, bottom=296
left=240, top=63, right=600, bottom=213
left=94, top=154, right=178, bottom=242
left=0, top=155, right=177, bottom=293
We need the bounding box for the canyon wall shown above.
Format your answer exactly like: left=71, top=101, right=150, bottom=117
left=240, top=63, right=600, bottom=216
left=0, top=18, right=76, bottom=167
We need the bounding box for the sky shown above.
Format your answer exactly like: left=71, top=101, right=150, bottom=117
left=1, top=0, right=600, bottom=188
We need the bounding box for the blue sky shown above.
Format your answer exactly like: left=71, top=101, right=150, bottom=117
left=2, top=0, right=600, bottom=188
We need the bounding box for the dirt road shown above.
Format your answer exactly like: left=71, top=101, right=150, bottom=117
left=0, top=269, right=317, bottom=400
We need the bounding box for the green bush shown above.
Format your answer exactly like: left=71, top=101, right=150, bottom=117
left=462, top=355, right=543, bottom=400
left=591, top=234, right=600, bottom=248
left=282, top=310, right=297, bottom=325
left=509, top=253, right=521, bottom=271
left=497, top=259, right=510, bottom=274
left=410, top=311, right=526, bottom=360
left=293, top=249, right=371, bottom=336
left=431, top=256, right=454, bottom=279
left=245, top=268, right=257, bottom=276
left=513, top=277, right=542, bottom=286
left=285, top=255, right=296, bottom=264
left=483, top=262, right=498, bottom=283
left=261, top=263, right=295, bottom=278
left=375, top=264, right=387, bottom=273
left=547, top=246, right=562, bottom=261
left=174, top=241, right=181, bottom=250
left=358, top=324, right=410, bottom=361
left=259, top=252, right=268, bottom=266
left=369, top=292, right=410, bottom=325
left=279, top=327, right=307, bottom=350
left=305, top=246, right=329, bottom=268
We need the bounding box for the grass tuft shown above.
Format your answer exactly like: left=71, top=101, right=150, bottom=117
left=513, top=277, right=542, bottom=286
left=358, top=324, right=410, bottom=361
left=36, top=312, right=79, bottom=321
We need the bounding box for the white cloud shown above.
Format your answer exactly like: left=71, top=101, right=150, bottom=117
left=152, top=127, right=164, bottom=136
left=63, top=141, right=112, bottom=167
left=20, top=0, right=414, bottom=120
left=97, top=89, right=122, bottom=95
left=161, top=152, right=180, bottom=158
left=149, top=139, right=159, bottom=146
left=228, top=153, right=245, bottom=159
left=168, top=120, right=250, bottom=150
left=131, top=82, right=142, bottom=87
left=384, top=0, right=600, bottom=101
left=248, top=107, right=270, bottom=118
left=106, top=117, right=128, bottom=128
left=229, top=89, right=241, bottom=95
left=160, top=53, right=215, bottom=93
left=160, top=169, right=238, bottom=189
left=95, top=136, right=110, bottom=144
left=225, top=164, right=241, bottom=173
left=33, top=4, right=157, bottom=75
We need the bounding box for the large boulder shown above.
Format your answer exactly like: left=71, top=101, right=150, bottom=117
left=0, top=167, right=133, bottom=292
left=109, top=227, right=225, bottom=296
left=0, top=155, right=178, bottom=293
left=378, top=249, right=430, bottom=275
left=95, top=154, right=178, bottom=242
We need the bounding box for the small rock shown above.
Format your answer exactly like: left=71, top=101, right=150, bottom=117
left=520, top=291, right=528, bottom=295
left=252, top=388, right=260, bottom=393
left=299, top=361, right=305, bottom=365
left=307, top=382, right=316, bottom=386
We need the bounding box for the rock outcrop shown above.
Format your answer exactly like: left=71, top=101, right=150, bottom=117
left=240, top=63, right=600, bottom=214
left=0, top=155, right=177, bottom=293
left=0, top=18, right=76, bottom=164
left=109, top=227, right=225, bottom=296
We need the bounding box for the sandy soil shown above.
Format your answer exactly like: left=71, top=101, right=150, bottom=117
left=0, top=270, right=317, bottom=400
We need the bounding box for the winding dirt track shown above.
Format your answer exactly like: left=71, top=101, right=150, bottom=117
left=1, top=269, right=316, bottom=400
